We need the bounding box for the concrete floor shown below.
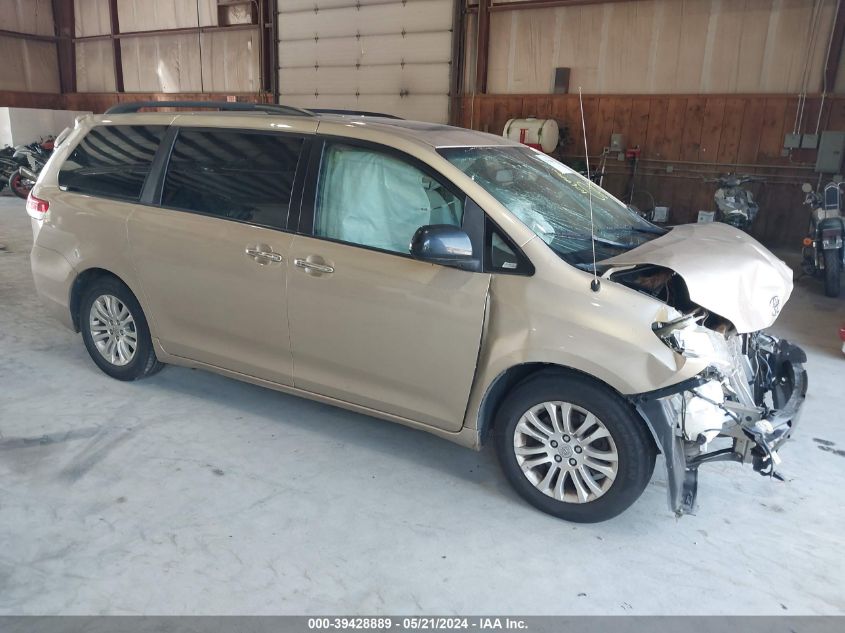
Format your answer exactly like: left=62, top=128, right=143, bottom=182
left=1, top=194, right=844, bottom=616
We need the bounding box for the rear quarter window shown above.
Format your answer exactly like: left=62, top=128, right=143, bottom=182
left=58, top=125, right=167, bottom=202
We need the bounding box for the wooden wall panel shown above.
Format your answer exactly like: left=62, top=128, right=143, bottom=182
left=643, top=96, right=667, bottom=157
left=758, top=98, right=789, bottom=162
left=736, top=98, right=765, bottom=164
left=628, top=98, right=651, bottom=150
left=680, top=97, right=705, bottom=161
left=827, top=98, right=845, bottom=130
left=699, top=97, right=725, bottom=162
left=595, top=98, right=616, bottom=154
left=0, top=91, right=63, bottom=109
left=662, top=98, right=686, bottom=161
left=456, top=92, right=845, bottom=246
left=717, top=98, right=745, bottom=164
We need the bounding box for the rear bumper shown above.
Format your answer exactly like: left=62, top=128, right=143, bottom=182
left=631, top=337, right=807, bottom=516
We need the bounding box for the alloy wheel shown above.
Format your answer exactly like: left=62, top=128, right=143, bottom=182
left=513, top=401, right=619, bottom=504
left=89, top=294, right=137, bottom=366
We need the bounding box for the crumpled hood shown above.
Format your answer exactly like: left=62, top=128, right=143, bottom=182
left=600, top=222, right=793, bottom=333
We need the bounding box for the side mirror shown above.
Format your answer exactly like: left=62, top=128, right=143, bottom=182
left=410, top=224, right=479, bottom=271
left=801, top=182, right=813, bottom=193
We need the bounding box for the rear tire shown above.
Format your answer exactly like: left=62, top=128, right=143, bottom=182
left=494, top=372, right=656, bottom=523
left=823, top=249, right=841, bottom=298
left=9, top=172, right=30, bottom=199
left=79, top=277, right=163, bottom=381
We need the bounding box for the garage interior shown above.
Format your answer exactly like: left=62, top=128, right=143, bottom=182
left=1, top=0, right=845, bottom=618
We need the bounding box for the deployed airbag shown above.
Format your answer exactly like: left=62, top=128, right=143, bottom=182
left=315, top=144, right=461, bottom=253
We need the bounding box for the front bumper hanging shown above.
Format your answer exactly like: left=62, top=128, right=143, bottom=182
left=631, top=336, right=808, bottom=516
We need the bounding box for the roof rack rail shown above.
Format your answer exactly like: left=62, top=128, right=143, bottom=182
left=309, top=108, right=403, bottom=119
left=104, top=100, right=314, bottom=117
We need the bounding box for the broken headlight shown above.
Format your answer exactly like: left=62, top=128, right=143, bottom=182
left=652, top=313, right=732, bottom=370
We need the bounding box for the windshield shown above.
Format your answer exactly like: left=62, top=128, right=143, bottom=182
left=439, top=146, right=665, bottom=269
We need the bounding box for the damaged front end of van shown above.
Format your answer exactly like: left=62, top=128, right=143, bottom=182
left=604, top=223, right=808, bottom=515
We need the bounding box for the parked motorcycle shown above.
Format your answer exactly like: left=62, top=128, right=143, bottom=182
left=0, top=145, right=17, bottom=193
left=801, top=180, right=844, bottom=298
left=710, top=173, right=762, bottom=231
left=8, top=138, right=54, bottom=199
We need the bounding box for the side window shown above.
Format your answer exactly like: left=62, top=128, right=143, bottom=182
left=491, top=231, right=519, bottom=270
left=58, top=125, right=167, bottom=201
left=161, top=129, right=303, bottom=229
left=314, top=143, right=463, bottom=254
left=486, top=221, right=533, bottom=275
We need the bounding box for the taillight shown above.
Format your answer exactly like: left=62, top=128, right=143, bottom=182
left=26, top=193, right=49, bottom=220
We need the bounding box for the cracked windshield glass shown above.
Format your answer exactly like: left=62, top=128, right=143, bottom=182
left=440, top=146, right=665, bottom=269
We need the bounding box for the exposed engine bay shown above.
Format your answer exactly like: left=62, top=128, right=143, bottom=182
left=609, top=264, right=808, bottom=515
left=609, top=264, right=733, bottom=332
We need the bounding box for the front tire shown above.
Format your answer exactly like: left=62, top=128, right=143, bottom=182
left=494, top=372, right=656, bottom=523
left=823, top=249, right=841, bottom=298
left=79, top=277, right=163, bottom=381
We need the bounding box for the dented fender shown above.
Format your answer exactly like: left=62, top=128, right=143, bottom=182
left=464, top=238, right=710, bottom=435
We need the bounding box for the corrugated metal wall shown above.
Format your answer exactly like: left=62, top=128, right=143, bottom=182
left=0, top=0, right=59, bottom=92
left=277, top=0, right=456, bottom=122
left=466, top=0, right=845, bottom=95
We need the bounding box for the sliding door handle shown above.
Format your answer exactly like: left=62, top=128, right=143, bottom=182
left=245, top=246, right=283, bottom=264
left=294, top=258, right=335, bottom=274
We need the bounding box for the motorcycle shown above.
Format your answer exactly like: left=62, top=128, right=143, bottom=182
left=801, top=180, right=844, bottom=298
left=8, top=138, right=54, bottom=199
left=0, top=145, right=18, bottom=193
left=710, top=173, right=762, bottom=231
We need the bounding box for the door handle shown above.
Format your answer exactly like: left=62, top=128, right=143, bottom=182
left=294, top=258, right=335, bottom=274
left=245, top=247, right=283, bottom=264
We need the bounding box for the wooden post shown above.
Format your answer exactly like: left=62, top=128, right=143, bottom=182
left=824, top=0, right=845, bottom=92
left=52, top=0, right=76, bottom=93
left=449, top=0, right=466, bottom=124
left=108, top=0, right=124, bottom=93
left=260, top=0, right=278, bottom=101
left=475, top=0, right=490, bottom=94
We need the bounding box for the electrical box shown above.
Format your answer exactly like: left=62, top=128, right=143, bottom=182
left=801, top=133, right=819, bottom=149
left=816, top=131, right=845, bottom=173
left=610, top=133, right=625, bottom=152
left=784, top=133, right=801, bottom=149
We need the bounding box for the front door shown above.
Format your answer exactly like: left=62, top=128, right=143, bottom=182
left=287, top=141, right=490, bottom=430
left=128, top=126, right=309, bottom=385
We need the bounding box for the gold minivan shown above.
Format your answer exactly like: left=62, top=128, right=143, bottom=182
left=28, top=101, right=807, bottom=522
